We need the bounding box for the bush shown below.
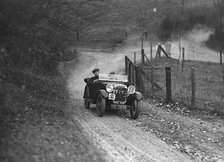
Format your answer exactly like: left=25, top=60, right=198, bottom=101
left=188, top=13, right=206, bottom=26
left=206, top=32, right=224, bottom=51
left=0, top=0, right=107, bottom=75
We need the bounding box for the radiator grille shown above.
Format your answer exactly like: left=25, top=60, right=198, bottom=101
left=114, top=86, right=127, bottom=102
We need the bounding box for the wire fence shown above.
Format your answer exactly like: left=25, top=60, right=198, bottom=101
left=126, top=45, right=224, bottom=114
left=151, top=57, right=223, bottom=113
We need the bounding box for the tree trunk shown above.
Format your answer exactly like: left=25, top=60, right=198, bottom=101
left=76, top=31, right=80, bottom=41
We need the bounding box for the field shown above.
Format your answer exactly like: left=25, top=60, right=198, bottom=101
left=143, top=57, right=224, bottom=114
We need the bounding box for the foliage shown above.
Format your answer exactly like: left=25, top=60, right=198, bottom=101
left=213, top=0, right=224, bottom=35
left=158, top=12, right=207, bottom=41
left=0, top=0, right=107, bottom=75
left=206, top=0, right=224, bottom=49
left=0, top=71, right=106, bottom=162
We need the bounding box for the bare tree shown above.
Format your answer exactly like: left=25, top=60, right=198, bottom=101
left=181, top=0, right=185, bottom=13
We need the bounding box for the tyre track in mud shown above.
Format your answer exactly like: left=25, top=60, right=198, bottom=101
left=70, top=98, right=194, bottom=162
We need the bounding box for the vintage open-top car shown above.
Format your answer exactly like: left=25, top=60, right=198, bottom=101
left=83, top=73, right=142, bottom=119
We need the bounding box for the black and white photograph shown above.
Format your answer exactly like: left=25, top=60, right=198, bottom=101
left=0, top=0, right=224, bottom=161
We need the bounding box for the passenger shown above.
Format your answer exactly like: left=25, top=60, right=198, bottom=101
left=109, top=71, right=115, bottom=78
left=108, top=71, right=117, bottom=80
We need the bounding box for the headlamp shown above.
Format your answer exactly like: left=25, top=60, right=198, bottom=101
left=128, top=85, right=136, bottom=94
left=106, top=84, right=114, bottom=93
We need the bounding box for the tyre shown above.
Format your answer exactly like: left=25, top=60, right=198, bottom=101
left=84, top=98, right=90, bottom=109
left=96, top=94, right=106, bottom=117
left=130, top=100, right=139, bottom=119
left=84, top=86, right=90, bottom=109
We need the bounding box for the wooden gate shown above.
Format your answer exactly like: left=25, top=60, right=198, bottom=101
left=125, top=56, right=145, bottom=93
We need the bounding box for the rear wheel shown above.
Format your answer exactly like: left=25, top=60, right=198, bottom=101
left=84, top=86, right=90, bottom=109
left=130, top=100, right=139, bottom=119
left=96, top=94, right=106, bottom=117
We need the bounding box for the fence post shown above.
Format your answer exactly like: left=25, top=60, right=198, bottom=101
left=182, top=47, right=185, bottom=72
left=135, top=66, right=145, bottom=93
left=222, top=65, right=224, bottom=99
left=135, top=66, right=140, bottom=91
left=131, top=64, right=134, bottom=84
left=150, top=42, right=153, bottom=60
left=191, top=67, right=196, bottom=109
left=125, top=56, right=127, bottom=74
left=223, top=65, right=224, bottom=85
left=127, top=58, right=130, bottom=76
left=151, top=66, right=155, bottom=94
left=140, top=66, right=145, bottom=94
left=129, top=63, right=131, bottom=83
left=134, top=52, right=136, bottom=64
left=141, top=48, right=145, bottom=65
left=156, top=45, right=161, bottom=57
left=220, top=51, right=223, bottom=65
left=130, top=64, right=133, bottom=83
left=133, top=65, right=136, bottom=86
left=166, top=66, right=172, bottom=103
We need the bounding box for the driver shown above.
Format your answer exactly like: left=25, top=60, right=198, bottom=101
left=91, top=68, right=99, bottom=83
left=83, top=68, right=100, bottom=99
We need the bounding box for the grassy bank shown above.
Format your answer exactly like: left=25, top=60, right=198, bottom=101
left=0, top=70, right=106, bottom=162
left=143, top=57, right=224, bottom=115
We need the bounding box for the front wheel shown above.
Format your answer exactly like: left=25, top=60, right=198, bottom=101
left=84, top=98, right=90, bottom=109
left=84, top=86, right=90, bottom=109
left=130, top=100, right=140, bottom=119
left=96, top=94, right=106, bottom=117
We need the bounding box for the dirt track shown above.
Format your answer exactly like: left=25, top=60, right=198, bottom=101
left=66, top=48, right=196, bottom=162
left=70, top=97, right=196, bottom=162
left=65, top=28, right=224, bottom=161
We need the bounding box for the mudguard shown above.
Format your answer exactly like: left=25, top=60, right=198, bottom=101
left=99, top=90, right=108, bottom=98
left=135, top=91, right=143, bottom=101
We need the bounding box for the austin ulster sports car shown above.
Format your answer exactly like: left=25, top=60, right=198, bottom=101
left=83, top=73, right=142, bottom=119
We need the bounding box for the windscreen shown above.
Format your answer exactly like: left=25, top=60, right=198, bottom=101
left=99, top=74, right=128, bottom=82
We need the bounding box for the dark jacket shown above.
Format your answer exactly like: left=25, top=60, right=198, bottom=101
left=84, top=75, right=99, bottom=84
left=83, top=75, right=99, bottom=99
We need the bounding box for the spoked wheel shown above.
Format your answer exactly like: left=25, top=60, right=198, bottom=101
left=96, top=94, right=106, bottom=117
left=130, top=100, right=139, bottom=119
left=84, top=86, right=90, bottom=109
